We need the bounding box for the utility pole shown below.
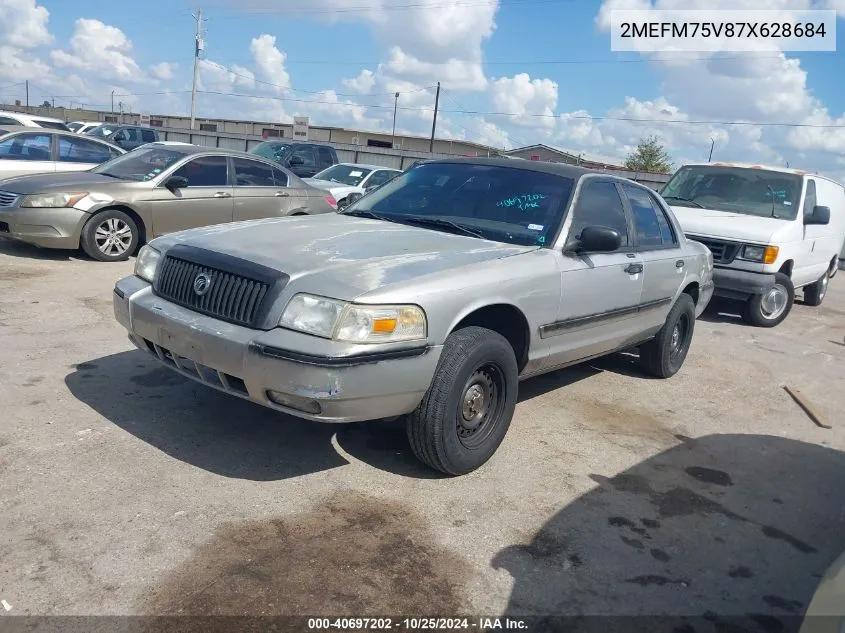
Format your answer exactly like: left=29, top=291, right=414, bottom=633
left=25, top=80, right=29, bottom=110
left=52, top=97, right=55, bottom=108
left=708, top=138, right=715, bottom=162
left=111, top=90, right=115, bottom=113
left=429, top=81, right=440, bottom=153
left=190, top=8, right=205, bottom=131
left=391, top=92, right=399, bottom=148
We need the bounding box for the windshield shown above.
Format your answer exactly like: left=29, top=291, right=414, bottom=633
left=249, top=141, right=290, bottom=162
left=91, top=146, right=189, bottom=181
left=86, top=125, right=114, bottom=139
left=313, top=164, right=373, bottom=186
left=342, top=162, right=575, bottom=246
left=661, top=165, right=803, bottom=219
left=67, top=122, right=83, bottom=132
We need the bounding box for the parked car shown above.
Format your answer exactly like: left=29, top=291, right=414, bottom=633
left=303, top=163, right=401, bottom=209
left=0, top=110, right=71, bottom=131
left=111, top=158, right=714, bottom=475
left=67, top=121, right=102, bottom=135
left=0, top=125, right=124, bottom=179
left=661, top=162, right=845, bottom=327
left=85, top=124, right=159, bottom=150
left=248, top=141, right=338, bottom=178
left=0, top=144, right=338, bottom=262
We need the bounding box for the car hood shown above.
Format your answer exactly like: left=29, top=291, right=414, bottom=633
left=670, top=205, right=794, bottom=243
left=302, top=178, right=360, bottom=195
left=153, top=214, right=537, bottom=301
left=0, top=171, right=125, bottom=194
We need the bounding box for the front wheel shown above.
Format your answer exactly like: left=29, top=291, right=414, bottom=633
left=639, top=293, right=696, bottom=378
left=741, top=272, right=794, bottom=327
left=80, top=209, right=139, bottom=262
left=407, top=326, right=518, bottom=476
left=803, top=270, right=830, bottom=307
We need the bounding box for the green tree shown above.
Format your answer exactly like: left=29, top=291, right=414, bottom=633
left=624, top=135, right=673, bottom=174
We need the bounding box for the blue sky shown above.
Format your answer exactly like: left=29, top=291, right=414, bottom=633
left=2, top=0, right=844, bottom=179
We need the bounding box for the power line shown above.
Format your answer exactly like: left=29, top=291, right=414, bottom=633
left=202, top=0, right=575, bottom=17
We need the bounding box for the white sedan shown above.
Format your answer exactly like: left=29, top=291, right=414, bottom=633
left=0, top=125, right=125, bottom=180
left=303, top=163, right=401, bottom=208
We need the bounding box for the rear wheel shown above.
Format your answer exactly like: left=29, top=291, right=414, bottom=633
left=803, top=270, right=830, bottom=307
left=80, top=209, right=139, bottom=262
left=406, top=326, right=518, bottom=476
left=639, top=293, right=695, bottom=378
left=741, top=272, right=794, bottom=327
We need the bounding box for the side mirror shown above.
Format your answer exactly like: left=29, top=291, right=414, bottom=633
left=165, top=176, right=188, bottom=191
left=565, top=225, right=622, bottom=254
left=805, top=205, right=830, bottom=225
left=288, top=155, right=305, bottom=166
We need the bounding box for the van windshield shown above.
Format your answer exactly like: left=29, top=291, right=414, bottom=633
left=661, top=165, right=803, bottom=220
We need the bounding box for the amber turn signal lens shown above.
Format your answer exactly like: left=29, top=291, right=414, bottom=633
left=371, top=318, right=397, bottom=333
left=763, top=246, right=779, bottom=264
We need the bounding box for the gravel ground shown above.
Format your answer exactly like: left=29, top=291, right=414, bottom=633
left=1, top=237, right=844, bottom=628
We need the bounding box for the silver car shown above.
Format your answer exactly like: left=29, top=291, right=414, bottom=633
left=0, top=125, right=124, bottom=179
left=0, top=144, right=338, bottom=261
left=112, top=158, right=714, bottom=475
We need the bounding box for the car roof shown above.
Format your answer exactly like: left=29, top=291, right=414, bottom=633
left=335, top=163, right=400, bottom=171
left=420, top=156, right=605, bottom=180
left=0, top=110, right=64, bottom=123
left=0, top=125, right=126, bottom=150
left=135, top=144, right=286, bottom=161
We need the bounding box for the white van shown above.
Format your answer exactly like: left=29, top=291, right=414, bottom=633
left=660, top=162, right=845, bottom=327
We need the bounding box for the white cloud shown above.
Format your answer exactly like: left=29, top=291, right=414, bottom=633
left=0, top=0, right=52, bottom=49
left=489, top=73, right=558, bottom=129
left=249, top=34, right=290, bottom=92
left=149, top=62, right=177, bottom=81
left=382, top=47, right=487, bottom=92
left=342, top=69, right=376, bottom=94
left=198, top=59, right=256, bottom=92
left=50, top=19, right=144, bottom=82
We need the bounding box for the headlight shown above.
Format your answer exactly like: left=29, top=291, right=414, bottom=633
left=20, top=192, right=89, bottom=208
left=134, top=245, right=161, bottom=283
left=279, top=293, right=427, bottom=343
left=279, top=294, right=346, bottom=339
left=740, top=244, right=779, bottom=264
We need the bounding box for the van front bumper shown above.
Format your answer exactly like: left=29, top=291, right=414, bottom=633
left=112, top=275, right=441, bottom=423
left=712, top=267, right=776, bottom=300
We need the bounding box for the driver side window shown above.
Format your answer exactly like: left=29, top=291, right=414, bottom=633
left=802, top=179, right=816, bottom=219
left=569, top=180, right=630, bottom=247
left=171, top=156, right=229, bottom=187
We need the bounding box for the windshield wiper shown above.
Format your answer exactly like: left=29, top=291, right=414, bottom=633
left=342, top=209, right=395, bottom=222
left=399, top=216, right=484, bottom=239
left=766, top=185, right=779, bottom=218
left=663, top=195, right=704, bottom=208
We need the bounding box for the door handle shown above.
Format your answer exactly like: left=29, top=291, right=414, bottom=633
left=676, top=259, right=685, bottom=268
left=275, top=191, right=289, bottom=197
left=213, top=191, right=231, bottom=198
left=624, top=263, right=643, bottom=274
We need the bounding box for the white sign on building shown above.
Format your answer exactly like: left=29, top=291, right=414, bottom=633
left=139, top=112, right=151, bottom=127
left=293, top=116, right=309, bottom=141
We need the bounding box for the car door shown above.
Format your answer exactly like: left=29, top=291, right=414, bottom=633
left=57, top=135, right=115, bottom=172
left=289, top=145, right=318, bottom=177
left=363, top=169, right=398, bottom=192
left=621, top=183, right=686, bottom=330
left=545, top=178, right=645, bottom=365
left=797, top=177, right=832, bottom=285
left=149, top=155, right=234, bottom=237
left=231, top=156, right=294, bottom=221
left=0, top=131, right=56, bottom=178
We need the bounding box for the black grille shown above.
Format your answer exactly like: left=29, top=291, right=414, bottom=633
left=686, top=235, right=739, bottom=264
left=152, top=245, right=288, bottom=328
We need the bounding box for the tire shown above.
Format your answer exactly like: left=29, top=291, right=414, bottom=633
left=803, top=270, right=830, bottom=307
left=80, top=209, right=140, bottom=262
left=828, top=257, right=838, bottom=279
left=406, top=326, right=518, bottom=476
left=741, top=272, right=794, bottom=327
left=639, top=293, right=696, bottom=379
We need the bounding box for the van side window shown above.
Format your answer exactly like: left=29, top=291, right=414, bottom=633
left=803, top=179, right=817, bottom=219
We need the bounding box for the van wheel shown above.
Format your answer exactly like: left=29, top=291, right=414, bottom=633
left=406, top=326, right=518, bottom=476
left=639, top=293, right=695, bottom=378
left=80, top=209, right=139, bottom=262
left=803, top=271, right=830, bottom=307
left=741, top=272, right=794, bottom=327
left=828, top=256, right=838, bottom=279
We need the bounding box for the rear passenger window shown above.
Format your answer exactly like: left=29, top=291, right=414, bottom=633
left=623, top=183, right=675, bottom=248
left=570, top=180, right=629, bottom=247
left=272, top=167, right=290, bottom=187
left=232, top=157, right=275, bottom=186
left=317, top=146, right=335, bottom=168
left=141, top=129, right=157, bottom=143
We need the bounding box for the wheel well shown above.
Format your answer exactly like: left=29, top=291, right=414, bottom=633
left=452, top=304, right=530, bottom=372
left=779, top=260, right=794, bottom=277
left=682, top=281, right=699, bottom=305
left=90, top=205, right=147, bottom=248
left=290, top=211, right=308, bottom=216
